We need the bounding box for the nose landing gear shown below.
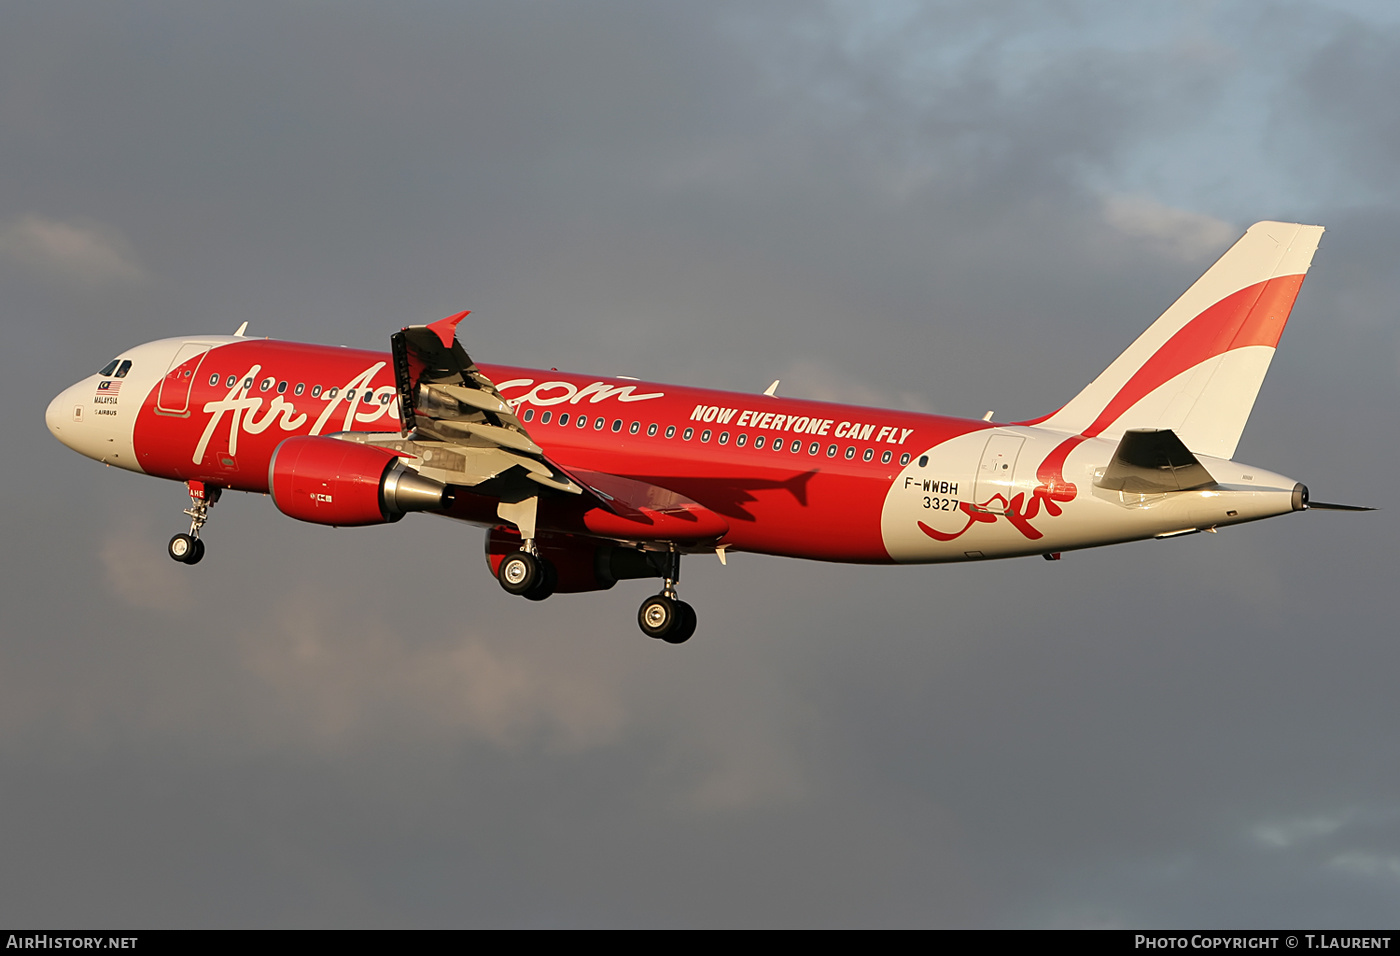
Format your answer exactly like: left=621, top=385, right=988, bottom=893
left=168, top=480, right=220, bottom=565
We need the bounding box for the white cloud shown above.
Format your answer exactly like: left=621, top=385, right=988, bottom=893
left=237, top=591, right=629, bottom=754
left=99, top=520, right=196, bottom=613
left=236, top=591, right=812, bottom=811
left=0, top=214, right=146, bottom=285
left=1100, top=195, right=1238, bottom=263
left=1327, top=851, right=1400, bottom=881
left=778, top=356, right=936, bottom=414
left=1251, top=812, right=1349, bottom=849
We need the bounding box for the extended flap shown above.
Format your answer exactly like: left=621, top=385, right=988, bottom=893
left=391, top=312, right=581, bottom=496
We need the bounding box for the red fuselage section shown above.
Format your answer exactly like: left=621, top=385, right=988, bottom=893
left=124, top=337, right=988, bottom=562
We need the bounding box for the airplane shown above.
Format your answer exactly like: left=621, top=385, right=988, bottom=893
left=45, top=221, right=1370, bottom=644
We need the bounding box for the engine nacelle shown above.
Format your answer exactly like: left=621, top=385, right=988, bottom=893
left=485, top=526, right=659, bottom=593
left=269, top=436, right=452, bottom=527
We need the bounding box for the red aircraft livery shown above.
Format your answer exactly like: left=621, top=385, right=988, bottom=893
left=46, top=222, right=1369, bottom=643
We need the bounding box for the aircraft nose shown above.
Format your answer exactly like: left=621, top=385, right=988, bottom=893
left=46, top=383, right=80, bottom=447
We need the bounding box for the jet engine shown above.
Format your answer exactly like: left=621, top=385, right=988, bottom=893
left=269, top=436, right=452, bottom=526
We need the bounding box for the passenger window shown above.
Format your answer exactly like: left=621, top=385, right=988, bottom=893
left=701, top=429, right=711, bottom=442
left=683, top=427, right=694, bottom=440
left=826, top=444, right=837, bottom=458
left=577, top=415, right=588, bottom=428
left=209, top=373, right=220, bottom=386
left=523, top=408, right=534, bottom=422
left=630, top=422, right=640, bottom=435
left=294, top=383, right=305, bottom=396
left=809, top=442, right=819, bottom=455
left=346, top=389, right=356, bottom=401
left=845, top=447, right=855, bottom=459
left=541, top=411, right=552, bottom=424
left=919, top=455, right=928, bottom=467
left=244, top=377, right=255, bottom=390
left=719, top=432, right=729, bottom=445
left=559, top=412, right=569, bottom=426
left=261, top=378, right=274, bottom=392
left=647, top=423, right=658, bottom=437
left=594, top=418, right=605, bottom=431
left=327, top=388, right=339, bottom=399
left=665, top=425, right=676, bottom=438
left=611, top=419, right=622, bottom=433
left=900, top=453, right=912, bottom=465
left=771, top=438, right=782, bottom=451
left=115, top=360, right=132, bottom=378
left=755, top=435, right=765, bottom=449
left=278, top=381, right=288, bottom=393
left=737, top=434, right=747, bottom=447
left=227, top=375, right=237, bottom=388
left=863, top=448, right=874, bottom=462
left=881, top=450, right=892, bottom=464
left=312, top=385, right=323, bottom=398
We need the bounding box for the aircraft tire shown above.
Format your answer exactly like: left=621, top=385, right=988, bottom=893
left=523, top=558, right=557, bottom=602
left=663, top=601, right=697, bottom=644
left=639, top=595, right=689, bottom=641
left=168, top=533, right=197, bottom=564
left=498, top=551, right=543, bottom=596
left=185, top=538, right=206, bottom=565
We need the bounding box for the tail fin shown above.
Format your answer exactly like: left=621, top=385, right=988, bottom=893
left=1029, top=221, right=1324, bottom=459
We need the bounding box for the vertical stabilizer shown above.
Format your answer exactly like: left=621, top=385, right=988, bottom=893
left=1030, top=221, right=1324, bottom=459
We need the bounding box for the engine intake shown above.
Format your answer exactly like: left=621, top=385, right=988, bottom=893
left=269, top=436, right=452, bottom=526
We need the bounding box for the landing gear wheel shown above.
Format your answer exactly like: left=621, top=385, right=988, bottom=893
left=666, top=600, right=697, bottom=644
left=185, top=538, right=206, bottom=566
left=498, top=551, right=544, bottom=596
left=639, top=595, right=696, bottom=643
left=523, top=558, right=557, bottom=602
left=639, top=595, right=677, bottom=638
left=168, top=533, right=199, bottom=564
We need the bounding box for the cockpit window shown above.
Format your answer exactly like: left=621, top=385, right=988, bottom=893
left=114, top=360, right=132, bottom=378
left=98, top=359, right=120, bottom=376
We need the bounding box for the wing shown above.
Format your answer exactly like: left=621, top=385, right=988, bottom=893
left=383, top=312, right=729, bottom=544
left=389, top=311, right=582, bottom=496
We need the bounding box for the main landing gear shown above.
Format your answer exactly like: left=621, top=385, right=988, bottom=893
left=494, top=535, right=700, bottom=644
left=638, top=550, right=696, bottom=645
left=168, top=480, right=220, bottom=565
left=495, top=497, right=557, bottom=601
left=496, top=546, right=557, bottom=602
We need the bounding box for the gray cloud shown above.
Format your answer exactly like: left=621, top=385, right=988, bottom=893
left=0, top=214, right=146, bottom=285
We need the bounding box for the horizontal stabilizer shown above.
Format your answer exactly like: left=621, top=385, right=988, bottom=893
left=1307, top=501, right=1376, bottom=512
left=1096, top=428, right=1216, bottom=494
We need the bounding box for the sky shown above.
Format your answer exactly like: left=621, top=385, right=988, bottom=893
left=2, top=0, right=1398, bottom=928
